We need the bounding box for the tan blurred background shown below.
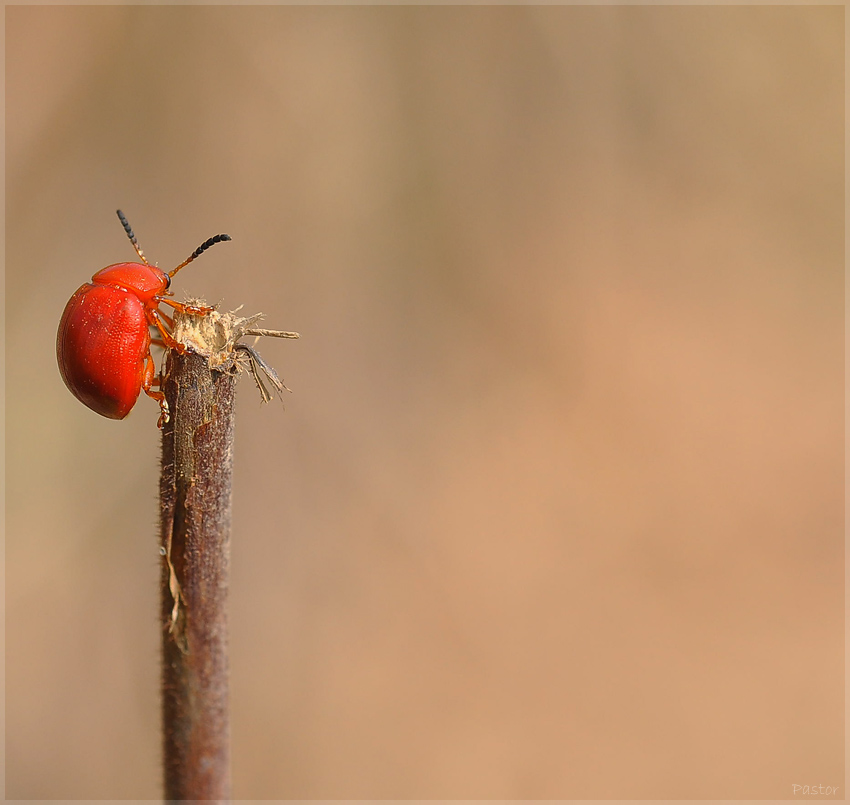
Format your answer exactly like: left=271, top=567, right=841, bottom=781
left=5, top=5, right=843, bottom=800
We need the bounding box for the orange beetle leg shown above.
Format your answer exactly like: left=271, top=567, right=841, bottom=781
left=147, top=307, right=182, bottom=352
left=142, top=351, right=169, bottom=428
left=158, top=297, right=215, bottom=317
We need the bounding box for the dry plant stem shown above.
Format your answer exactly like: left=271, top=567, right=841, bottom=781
left=160, top=347, right=235, bottom=803
left=158, top=306, right=297, bottom=801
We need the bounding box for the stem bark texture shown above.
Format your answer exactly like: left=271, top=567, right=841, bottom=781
left=159, top=348, right=235, bottom=802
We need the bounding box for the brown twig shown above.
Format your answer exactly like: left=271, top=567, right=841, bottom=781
left=159, top=307, right=298, bottom=801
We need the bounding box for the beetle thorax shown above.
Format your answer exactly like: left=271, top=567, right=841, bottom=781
left=92, top=262, right=168, bottom=302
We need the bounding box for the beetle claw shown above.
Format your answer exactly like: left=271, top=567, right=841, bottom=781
left=157, top=400, right=170, bottom=429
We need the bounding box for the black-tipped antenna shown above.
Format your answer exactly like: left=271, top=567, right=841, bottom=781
left=169, top=233, right=232, bottom=278
left=116, top=209, right=150, bottom=265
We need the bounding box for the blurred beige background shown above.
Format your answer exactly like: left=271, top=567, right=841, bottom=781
left=5, top=5, right=843, bottom=800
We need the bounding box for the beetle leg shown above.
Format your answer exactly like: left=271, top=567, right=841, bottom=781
left=159, top=297, right=216, bottom=317
left=147, top=307, right=182, bottom=352
left=148, top=300, right=212, bottom=355
left=141, top=351, right=170, bottom=427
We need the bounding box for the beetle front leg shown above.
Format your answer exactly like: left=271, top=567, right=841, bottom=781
left=147, top=308, right=183, bottom=353
left=149, top=300, right=214, bottom=354
left=159, top=298, right=215, bottom=317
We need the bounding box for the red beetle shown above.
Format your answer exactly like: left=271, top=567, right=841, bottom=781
left=57, top=210, right=231, bottom=425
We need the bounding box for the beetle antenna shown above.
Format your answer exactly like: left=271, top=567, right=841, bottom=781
left=169, top=233, right=232, bottom=278
left=116, top=209, right=150, bottom=266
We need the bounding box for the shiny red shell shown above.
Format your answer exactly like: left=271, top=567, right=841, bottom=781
left=57, top=262, right=169, bottom=419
